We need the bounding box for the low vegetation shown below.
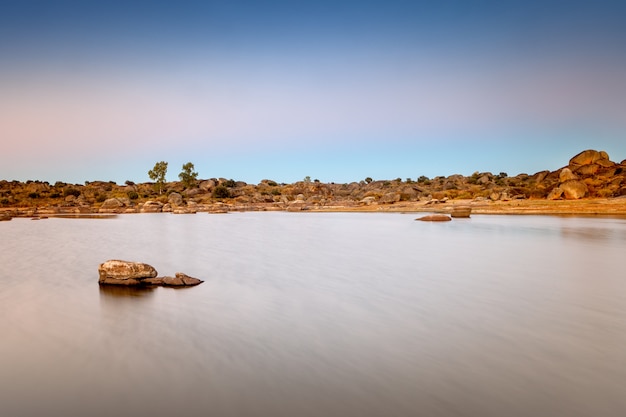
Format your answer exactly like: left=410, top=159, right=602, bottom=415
left=0, top=150, right=624, bottom=215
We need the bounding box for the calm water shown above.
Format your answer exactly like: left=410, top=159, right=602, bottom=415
left=1, top=212, right=626, bottom=417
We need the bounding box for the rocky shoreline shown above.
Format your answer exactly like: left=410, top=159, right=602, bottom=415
left=2, top=150, right=625, bottom=219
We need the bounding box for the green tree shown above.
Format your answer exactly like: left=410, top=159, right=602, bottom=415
left=148, top=161, right=168, bottom=194
left=178, top=162, right=198, bottom=188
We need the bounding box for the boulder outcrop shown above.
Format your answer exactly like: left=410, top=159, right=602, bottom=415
left=98, top=260, right=203, bottom=287
left=569, top=150, right=612, bottom=167
left=99, top=198, right=128, bottom=213
left=560, top=180, right=588, bottom=199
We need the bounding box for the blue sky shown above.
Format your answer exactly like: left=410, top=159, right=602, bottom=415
left=1, top=1, right=625, bottom=184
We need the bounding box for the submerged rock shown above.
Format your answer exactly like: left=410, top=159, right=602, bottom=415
left=161, top=273, right=204, bottom=287
left=416, top=214, right=452, bottom=222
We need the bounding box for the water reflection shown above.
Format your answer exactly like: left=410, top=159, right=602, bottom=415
left=561, top=226, right=626, bottom=242
left=98, top=284, right=157, bottom=298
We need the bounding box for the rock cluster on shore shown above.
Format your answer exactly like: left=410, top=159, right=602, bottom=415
left=1, top=149, right=625, bottom=217
left=98, top=260, right=203, bottom=287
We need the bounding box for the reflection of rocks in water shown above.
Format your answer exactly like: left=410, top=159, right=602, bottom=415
left=99, top=284, right=157, bottom=298
left=561, top=226, right=626, bottom=242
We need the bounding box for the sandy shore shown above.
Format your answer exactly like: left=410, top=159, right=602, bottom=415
left=2, top=198, right=626, bottom=218
left=310, top=198, right=626, bottom=216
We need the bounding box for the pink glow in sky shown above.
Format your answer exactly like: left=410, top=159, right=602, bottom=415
left=2, top=1, right=625, bottom=184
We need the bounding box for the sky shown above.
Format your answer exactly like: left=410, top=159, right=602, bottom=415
left=1, top=0, right=625, bottom=184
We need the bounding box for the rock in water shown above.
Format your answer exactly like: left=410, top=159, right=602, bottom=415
left=98, top=261, right=203, bottom=287
left=416, top=214, right=452, bottom=222
left=450, top=206, right=471, bottom=218
left=98, top=260, right=158, bottom=285
left=161, top=272, right=204, bottom=287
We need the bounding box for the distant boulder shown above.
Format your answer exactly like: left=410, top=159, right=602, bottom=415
left=574, top=164, right=600, bottom=176
left=99, top=198, right=127, bottom=213
left=561, top=180, right=588, bottom=199
left=140, top=201, right=163, bottom=213
left=559, top=168, right=578, bottom=182
left=569, top=150, right=612, bottom=167
left=168, top=192, right=183, bottom=206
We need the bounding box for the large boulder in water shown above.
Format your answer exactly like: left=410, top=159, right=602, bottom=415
left=98, top=260, right=158, bottom=285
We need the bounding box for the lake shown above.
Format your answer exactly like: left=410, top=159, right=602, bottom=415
left=1, top=212, right=626, bottom=417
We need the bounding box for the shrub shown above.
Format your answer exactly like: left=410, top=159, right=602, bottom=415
left=50, top=192, right=61, bottom=198
left=28, top=192, right=40, bottom=199
left=0, top=198, right=9, bottom=205
left=64, top=188, right=81, bottom=197
left=127, top=191, right=139, bottom=200
left=213, top=185, right=231, bottom=199
left=222, top=179, right=237, bottom=188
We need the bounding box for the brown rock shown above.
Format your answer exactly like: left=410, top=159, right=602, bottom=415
left=416, top=214, right=452, bottom=222
left=178, top=272, right=203, bottom=286
left=597, top=158, right=616, bottom=168
left=140, top=201, right=163, bottom=213
left=560, top=180, right=588, bottom=199
left=142, top=277, right=165, bottom=285
left=559, top=168, right=578, bottom=182
left=574, top=164, right=600, bottom=176
left=569, top=149, right=610, bottom=166
left=168, top=192, right=183, bottom=206
left=99, top=277, right=144, bottom=286
left=547, top=187, right=564, bottom=200
left=98, top=260, right=158, bottom=284
left=450, top=206, right=471, bottom=218
left=161, top=273, right=203, bottom=287
left=99, top=198, right=127, bottom=213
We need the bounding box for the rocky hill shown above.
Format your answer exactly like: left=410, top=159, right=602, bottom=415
left=1, top=149, right=625, bottom=217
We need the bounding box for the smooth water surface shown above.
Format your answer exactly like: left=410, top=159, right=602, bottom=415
left=1, top=212, right=626, bottom=417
